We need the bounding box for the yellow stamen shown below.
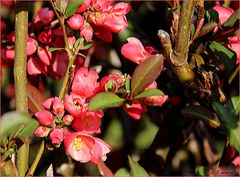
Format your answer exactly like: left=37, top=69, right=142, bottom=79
left=73, top=136, right=83, bottom=151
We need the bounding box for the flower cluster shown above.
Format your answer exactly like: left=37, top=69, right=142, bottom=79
left=34, top=66, right=111, bottom=163
left=1, top=0, right=131, bottom=81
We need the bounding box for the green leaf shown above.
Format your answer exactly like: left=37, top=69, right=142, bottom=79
left=89, top=92, right=124, bottom=111
left=213, top=102, right=237, bottom=128
left=206, top=9, right=219, bottom=23
left=196, top=22, right=218, bottom=39
left=128, top=156, right=149, bottom=177
left=18, top=119, right=39, bottom=137
left=131, top=54, right=164, bottom=97
left=231, top=96, right=240, bottom=113
left=209, top=41, right=236, bottom=76
left=0, top=112, right=33, bottom=137
left=115, top=168, right=131, bottom=176
left=196, top=166, right=208, bottom=176
left=229, top=123, right=240, bottom=151
left=181, top=105, right=221, bottom=128
left=48, top=47, right=64, bottom=52
left=134, top=89, right=164, bottom=99
left=223, top=9, right=240, bottom=29
left=65, top=0, right=84, bottom=18
left=213, top=102, right=240, bottom=150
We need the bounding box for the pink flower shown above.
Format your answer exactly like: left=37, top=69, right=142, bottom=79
left=232, top=156, right=240, bottom=166
left=100, top=73, right=122, bottom=92
left=34, top=126, right=50, bottom=137
left=93, top=26, right=112, bottom=43
left=124, top=103, right=147, bottom=120
left=72, top=110, right=103, bottom=134
left=37, top=46, right=52, bottom=65
left=144, top=95, right=168, bottom=107
left=34, top=8, right=54, bottom=25
left=67, top=14, right=84, bottom=30
left=49, top=126, right=65, bottom=145
left=35, top=110, right=54, bottom=127
left=226, top=35, right=240, bottom=64
left=42, top=97, right=54, bottom=110
left=77, top=0, right=91, bottom=13
left=121, top=37, right=151, bottom=64
left=64, top=93, right=86, bottom=117
left=143, top=81, right=168, bottom=106
left=38, top=29, right=54, bottom=44
left=27, top=57, right=47, bottom=75
left=102, top=2, right=131, bottom=33
left=213, top=5, right=234, bottom=25
left=80, top=22, right=94, bottom=41
left=90, top=137, right=111, bottom=163
left=64, top=132, right=111, bottom=163
left=26, top=37, right=38, bottom=56
left=64, top=132, right=96, bottom=163
left=52, top=97, right=65, bottom=118
left=71, top=66, right=100, bottom=98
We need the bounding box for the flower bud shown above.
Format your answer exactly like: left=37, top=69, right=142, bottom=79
left=35, top=110, right=54, bottom=127
left=52, top=97, right=65, bottom=118
left=26, top=37, right=38, bottom=56
left=49, top=126, right=64, bottom=145
left=67, top=14, right=84, bottom=30
left=34, top=126, right=51, bottom=137
left=63, top=115, right=75, bottom=125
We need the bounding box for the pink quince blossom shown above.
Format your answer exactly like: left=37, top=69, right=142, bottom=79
left=100, top=73, right=123, bottom=92
left=64, top=93, right=86, bottom=117
left=42, top=97, right=54, bottom=110
left=213, top=5, right=234, bottom=25
left=90, top=137, right=111, bottom=163
left=35, top=110, right=54, bottom=127
left=34, top=126, right=51, bottom=137
left=38, top=29, right=54, bottom=44
left=37, top=46, right=52, bottom=65
left=34, top=8, right=54, bottom=25
left=71, top=66, right=100, bottom=98
left=124, top=103, right=147, bottom=120
left=26, top=37, right=38, bottom=56
left=143, top=81, right=168, bottom=106
left=72, top=110, right=103, bottom=134
left=80, top=22, right=94, bottom=41
left=64, top=132, right=111, bottom=163
left=49, top=126, right=66, bottom=145
left=232, top=156, right=240, bottom=166
left=27, top=56, right=47, bottom=75
left=121, top=37, right=155, bottom=64
left=52, top=97, right=65, bottom=118
left=67, top=14, right=84, bottom=30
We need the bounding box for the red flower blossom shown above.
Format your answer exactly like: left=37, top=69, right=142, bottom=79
left=64, top=132, right=111, bottom=163
left=124, top=103, right=147, bottom=120
left=64, top=93, right=86, bottom=117
left=213, top=5, right=234, bottom=25
left=121, top=37, right=153, bottom=64
left=71, top=66, right=100, bottom=99
left=34, top=8, right=54, bottom=25
left=72, top=110, right=103, bottom=134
